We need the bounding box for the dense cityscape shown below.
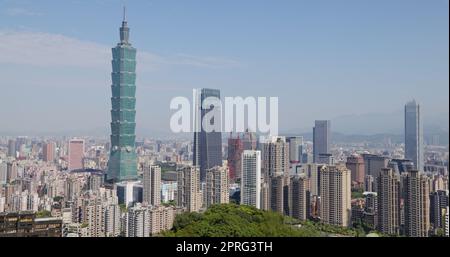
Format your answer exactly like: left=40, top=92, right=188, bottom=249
left=0, top=6, right=448, bottom=239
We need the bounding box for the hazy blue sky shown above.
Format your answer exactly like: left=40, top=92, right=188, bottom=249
left=0, top=0, right=448, bottom=136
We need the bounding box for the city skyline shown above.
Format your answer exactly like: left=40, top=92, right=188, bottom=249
left=0, top=0, right=448, bottom=243
left=0, top=0, right=448, bottom=135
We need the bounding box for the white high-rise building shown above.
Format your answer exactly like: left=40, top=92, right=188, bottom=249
left=205, top=166, right=229, bottom=208
left=126, top=203, right=177, bottom=237
left=126, top=204, right=150, bottom=237
left=241, top=150, right=261, bottom=209
left=143, top=164, right=161, bottom=206
left=161, top=181, right=177, bottom=203
left=105, top=204, right=121, bottom=237
left=177, top=166, right=202, bottom=212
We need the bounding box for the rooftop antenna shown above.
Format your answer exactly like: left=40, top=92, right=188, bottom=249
left=123, top=6, right=127, bottom=22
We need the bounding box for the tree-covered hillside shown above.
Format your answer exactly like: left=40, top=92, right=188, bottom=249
left=163, top=204, right=366, bottom=237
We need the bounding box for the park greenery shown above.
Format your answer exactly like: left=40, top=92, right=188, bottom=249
left=163, top=203, right=373, bottom=237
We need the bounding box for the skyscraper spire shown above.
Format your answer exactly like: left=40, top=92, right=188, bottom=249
left=123, top=6, right=127, bottom=22
left=120, top=6, right=130, bottom=45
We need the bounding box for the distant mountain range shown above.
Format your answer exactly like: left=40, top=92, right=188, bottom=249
left=281, top=110, right=449, bottom=145
left=1, top=111, right=448, bottom=144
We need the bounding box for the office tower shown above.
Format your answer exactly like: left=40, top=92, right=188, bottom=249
left=286, top=136, right=303, bottom=164
left=313, top=120, right=330, bottom=163
left=177, top=166, right=201, bottom=212
left=143, top=164, right=161, bottom=206
left=107, top=11, right=138, bottom=182
left=346, top=154, right=365, bottom=185
left=116, top=181, right=141, bottom=207
left=42, top=142, right=55, bottom=162
left=227, top=134, right=243, bottom=181
left=405, top=100, right=424, bottom=171
left=430, top=190, right=449, bottom=231
left=362, top=154, right=389, bottom=178
left=193, top=88, right=223, bottom=182
left=68, top=139, right=85, bottom=171
left=261, top=136, right=289, bottom=177
left=289, top=175, right=310, bottom=221
left=377, top=168, right=400, bottom=235
left=6, top=161, right=18, bottom=183
left=241, top=150, right=261, bottom=209
left=205, top=166, right=229, bottom=208
left=243, top=129, right=257, bottom=150
left=404, top=170, right=430, bottom=237
left=7, top=139, right=16, bottom=158
left=319, top=165, right=351, bottom=227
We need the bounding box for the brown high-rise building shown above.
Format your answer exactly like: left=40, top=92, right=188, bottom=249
left=346, top=154, right=365, bottom=186
left=43, top=142, right=55, bottom=162
left=319, top=165, right=351, bottom=227
left=377, top=168, right=400, bottom=235
left=261, top=136, right=289, bottom=177
left=269, top=175, right=286, bottom=215
left=289, top=175, right=310, bottom=221
left=404, top=170, right=430, bottom=237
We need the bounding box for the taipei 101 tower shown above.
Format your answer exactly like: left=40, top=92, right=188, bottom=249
left=107, top=8, right=138, bottom=182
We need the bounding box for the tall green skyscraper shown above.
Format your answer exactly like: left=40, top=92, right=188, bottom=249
left=107, top=10, right=138, bottom=182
